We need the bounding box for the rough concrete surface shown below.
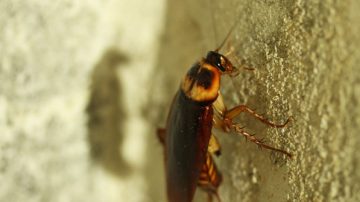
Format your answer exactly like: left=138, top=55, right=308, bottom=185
left=0, top=0, right=165, bottom=202
left=1, top=0, right=360, bottom=202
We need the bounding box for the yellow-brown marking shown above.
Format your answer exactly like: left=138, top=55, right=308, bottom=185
left=198, top=153, right=222, bottom=190
left=181, top=60, right=221, bottom=102
left=208, top=134, right=221, bottom=155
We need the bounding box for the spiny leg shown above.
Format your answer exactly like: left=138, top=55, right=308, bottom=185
left=225, top=105, right=292, bottom=128
left=213, top=92, right=291, bottom=129
left=212, top=92, right=291, bottom=129
left=232, top=124, right=292, bottom=158
left=212, top=93, right=292, bottom=158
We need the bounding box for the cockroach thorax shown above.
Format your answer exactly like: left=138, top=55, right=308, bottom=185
left=181, top=59, right=221, bottom=103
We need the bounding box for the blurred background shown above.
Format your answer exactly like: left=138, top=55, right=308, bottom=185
left=1, top=0, right=360, bottom=202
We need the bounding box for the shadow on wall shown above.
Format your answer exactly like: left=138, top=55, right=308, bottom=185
left=86, top=48, right=132, bottom=177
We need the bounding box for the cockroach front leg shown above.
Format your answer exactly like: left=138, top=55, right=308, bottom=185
left=213, top=93, right=292, bottom=158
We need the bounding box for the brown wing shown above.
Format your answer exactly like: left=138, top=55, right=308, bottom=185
left=164, top=91, right=213, bottom=202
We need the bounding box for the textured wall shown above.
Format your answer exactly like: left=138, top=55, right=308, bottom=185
left=0, top=1, right=112, bottom=201
left=1, top=0, right=360, bottom=202
left=150, top=0, right=360, bottom=201
left=0, top=0, right=165, bottom=202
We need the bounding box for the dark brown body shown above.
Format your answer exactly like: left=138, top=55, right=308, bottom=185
left=165, top=90, right=213, bottom=202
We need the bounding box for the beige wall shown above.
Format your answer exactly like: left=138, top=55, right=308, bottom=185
left=0, top=0, right=165, bottom=201
left=1, top=0, right=359, bottom=202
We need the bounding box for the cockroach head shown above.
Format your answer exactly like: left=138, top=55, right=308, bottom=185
left=205, top=51, right=238, bottom=76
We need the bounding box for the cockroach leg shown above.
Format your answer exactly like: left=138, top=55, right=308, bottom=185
left=232, top=124, right=292, bottom=158
left=157, top=128, right=166, bottom=145
left=212, top=93, right=292, bottom=158
left=206, top=191, right=222, bottom=202
left=208, top=134, right=221, bottom=156
left=224, top=105, right=292, bottom=128
left=198, top=153, right=222, bottom=202
left=206, top=193, right=213, bottom=202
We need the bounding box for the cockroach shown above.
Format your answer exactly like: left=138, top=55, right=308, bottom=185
left=157, top=24, right=292, bottom=202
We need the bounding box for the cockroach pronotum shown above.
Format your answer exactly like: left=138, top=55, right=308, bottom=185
left=157, top=24, right=292, bottom=202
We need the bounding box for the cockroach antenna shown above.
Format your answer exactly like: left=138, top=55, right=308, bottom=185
left=207, top=1, right=244, bottom=106
left=212, top=15, right=249, bottom=109
left=208, top=0, right=241, bottom=53
left=214, top=18, right=240, bottom=53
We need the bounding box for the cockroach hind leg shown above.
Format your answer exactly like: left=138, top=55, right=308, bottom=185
left=214, top=191, right=222, bottom=202
left=156, top=128, right=166, bottom=145
left=232, top=125, right=292, bottom=158
left=206, top=193, right=213, bottom=202
left=225, top=105, right=292, bottom=128
left=199, top=153, right=223, bottom=202
left=205, top=190, right=222, bottom=202
left=213, top=97, right=292, bottom=158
